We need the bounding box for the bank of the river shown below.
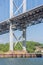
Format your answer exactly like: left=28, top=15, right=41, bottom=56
left=0, top=41, right=43, bottom=53
left=0, top=51, right=43, bottom=58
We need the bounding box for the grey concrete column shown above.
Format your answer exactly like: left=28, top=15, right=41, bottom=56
left=22, top=28, right=26, bottom=51
left=9, top=0, right=13, bottom=51
left=9, top=23, right=13, bottom=51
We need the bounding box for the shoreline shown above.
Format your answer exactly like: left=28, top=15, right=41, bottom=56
left=0, top=51, right=43, bottom=58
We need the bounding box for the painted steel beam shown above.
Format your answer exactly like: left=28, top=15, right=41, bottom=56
left=0, top=5, right=43, bottom=34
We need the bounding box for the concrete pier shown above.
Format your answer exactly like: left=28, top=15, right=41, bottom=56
left=0, top=51, right=42, bottom=58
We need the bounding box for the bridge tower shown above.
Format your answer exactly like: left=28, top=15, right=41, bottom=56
left=10, top=0, right=13, bottom=51
left=9, top=0, right=26, bottom=51
left=22, top=0, right=26, bottom=50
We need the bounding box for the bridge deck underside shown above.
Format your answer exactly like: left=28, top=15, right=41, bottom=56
left=0, top=5, right=43, bottom=34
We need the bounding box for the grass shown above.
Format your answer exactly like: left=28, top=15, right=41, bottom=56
left=0, top=41, right=43, bottom=53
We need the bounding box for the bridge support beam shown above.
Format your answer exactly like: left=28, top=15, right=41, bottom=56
left=10, top=0, right=13, bottom=18
left=22, top=28, right=26, bottom=51
left=23, top=0, right=26, bottom=51
left=9, top=23, right=13, bottom=51
left=9, top=0, right=13, bottom=51
left=9, top=0, right=27, bottom=51
left=23, top=0, right=26, bottom=13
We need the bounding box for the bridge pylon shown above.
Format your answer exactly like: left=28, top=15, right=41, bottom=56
left=9, top=0, right=26, bottom=51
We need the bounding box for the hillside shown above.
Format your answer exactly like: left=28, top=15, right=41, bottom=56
left=0, top=41, right=43, bottom=53
left=26, top=41, right=43, bottom=53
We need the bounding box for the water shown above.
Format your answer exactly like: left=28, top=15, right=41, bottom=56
left=0, top=58, right=43, bottom=65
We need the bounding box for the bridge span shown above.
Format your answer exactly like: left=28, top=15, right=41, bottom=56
left=0, top=5, right=43, bottom=34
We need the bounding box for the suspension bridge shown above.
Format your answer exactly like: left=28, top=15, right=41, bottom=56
left=0, top=0, right=43, bottom=53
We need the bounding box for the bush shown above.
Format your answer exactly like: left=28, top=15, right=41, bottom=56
left=14, top=42, right=22, bottom=50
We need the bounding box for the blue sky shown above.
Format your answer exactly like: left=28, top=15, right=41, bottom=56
left=0, top=0, right=43, bottom=43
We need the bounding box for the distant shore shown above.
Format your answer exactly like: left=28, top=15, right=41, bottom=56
left=0, top=41, right=43, bottom=53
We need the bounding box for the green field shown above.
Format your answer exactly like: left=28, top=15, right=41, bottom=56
left=0, top=41, right=43, bottom=53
